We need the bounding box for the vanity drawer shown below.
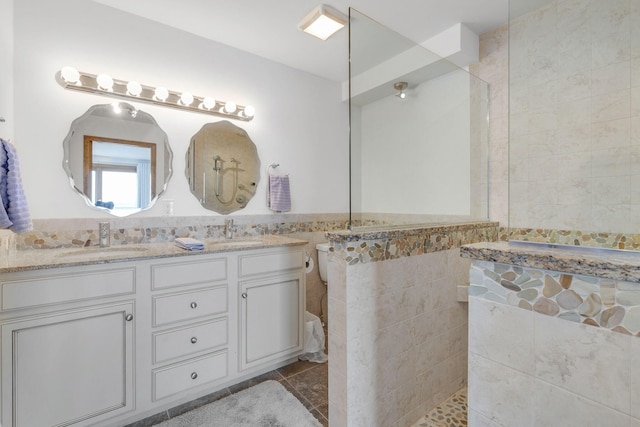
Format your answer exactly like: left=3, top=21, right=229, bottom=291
left=151, top=257, right=227, bottom=290
left=1, top=267, right=135, bottom=311
left=153, top=286, right=227, bottom=326
left=238, top=249, right=304, bottom=278
left=153, top=351, right=228, bottom=401
left=153, top=318, right=228, bottom=364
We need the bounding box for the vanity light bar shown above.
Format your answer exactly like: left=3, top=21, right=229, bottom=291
left=56, top=67, right=255, bottom=121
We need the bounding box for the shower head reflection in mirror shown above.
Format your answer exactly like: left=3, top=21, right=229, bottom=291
left=62, top=103, right=173, bottom=217
left=186, top=121, right=260, bottom=215
left=212, top=156, right=243, bottom=205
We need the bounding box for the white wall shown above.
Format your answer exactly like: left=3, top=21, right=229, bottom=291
left=0, top=0, right=14, bottom=140
left=11, top=0, right=349, bottom=219
left=359, top=70, right=471, bottom=214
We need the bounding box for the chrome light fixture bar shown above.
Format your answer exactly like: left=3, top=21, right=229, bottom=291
left=56, top=67, right=255, bottom=121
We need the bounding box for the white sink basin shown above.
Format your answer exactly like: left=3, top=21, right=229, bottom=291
left=56, top=246, right=149, bottom=259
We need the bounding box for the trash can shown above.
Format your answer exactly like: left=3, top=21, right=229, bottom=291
left=299, top=311, right=328, bottom=363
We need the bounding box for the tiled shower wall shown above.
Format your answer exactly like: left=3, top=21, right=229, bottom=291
left=470, top=23, right=509, bottom=228
left=468, top=259, right=640, bottom=425
left=509, top=0, right=640, bottom=233
left=472, top=0, right=640, bottom=246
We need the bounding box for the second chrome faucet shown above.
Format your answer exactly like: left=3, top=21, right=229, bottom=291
left=225, top=219, right=234, bottom=239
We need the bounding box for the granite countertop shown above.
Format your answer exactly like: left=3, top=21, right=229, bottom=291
left=0, top=235, right=308, bottom=273
left=461, top=241, right=640, bottom=283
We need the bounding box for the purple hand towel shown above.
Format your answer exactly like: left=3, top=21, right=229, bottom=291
left=269, top=175, right=291, bottom=213
left=0, top=139, right=33, bottom=233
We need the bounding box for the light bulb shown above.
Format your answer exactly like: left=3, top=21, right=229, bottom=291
left=180, top=92, right=194, bottom=106
left=126, top=81, right=142, bottom=96
left=243, top=105, right=255, bottom=118
left=96, top=73, right=113, bottom=91
left=224, top=101, right=237, bottom=113
left=61, top=66, right=80, bottom=84
left=202, top=97, right=216, bottom=110
left=399, top=92, right=406, bottom=99
left=154, top=86, right=169, bottom=101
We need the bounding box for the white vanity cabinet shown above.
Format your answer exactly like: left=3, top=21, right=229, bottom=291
left=0, top=241, right=306, bottom=427
left=0, top=264, right=137, bottom=427
left=148, top=255, right=232, bottom=402
left=238, top=249, right=306, bottom=372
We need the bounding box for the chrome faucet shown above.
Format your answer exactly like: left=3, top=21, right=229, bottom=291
left=225, top=219, right=234, bottom=239
left=99, top=222, right=110, bottom=247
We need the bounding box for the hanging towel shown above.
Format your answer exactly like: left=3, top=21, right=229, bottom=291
left=0, top=139, right=32, bottom=233
left=269, top=174, right=291, bottom=212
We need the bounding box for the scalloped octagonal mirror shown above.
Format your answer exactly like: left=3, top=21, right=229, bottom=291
left=62, top=102, right=173, bottom=217
left=186, top=121, right=260, bottom=215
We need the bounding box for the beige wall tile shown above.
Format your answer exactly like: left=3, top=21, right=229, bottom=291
left=592, top=90, right=631, bottom=123
left=533, top=380, right=630, bottom=426
left=534, top=313, right=631, bottom=413
left=334, top=248, right=469, bottom=426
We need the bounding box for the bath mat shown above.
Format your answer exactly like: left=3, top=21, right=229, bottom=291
left=154, top=380, right=322, bottom=427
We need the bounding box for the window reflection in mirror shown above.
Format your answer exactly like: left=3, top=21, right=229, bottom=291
left=63, top=103, right=172, bottom=217
left=84, top=136, right=156, bottom=216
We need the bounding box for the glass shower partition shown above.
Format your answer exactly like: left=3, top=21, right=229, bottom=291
left=348, top=8, right=490, bottom=230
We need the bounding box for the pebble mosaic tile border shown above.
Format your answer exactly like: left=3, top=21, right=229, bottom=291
left=13, top=219, right=499, bottom=261
left=503, top=227, right=640, bottom=251
left=328, top=223, right=498, bottom=265
left=413, top=388, right=467, bottom=427
left=12, top=217, right=361, bottom=250
left=470, top=260, right=640, bottom=337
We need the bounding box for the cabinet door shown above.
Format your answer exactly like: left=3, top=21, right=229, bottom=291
left=1, top=302, right=135, bottom=427
left=239, top=273, right=304, bottom=371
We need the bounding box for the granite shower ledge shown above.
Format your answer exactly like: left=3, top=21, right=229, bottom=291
left=461, top=241, right=640, bottom=283
left=0, top=235, right=307, bottom=273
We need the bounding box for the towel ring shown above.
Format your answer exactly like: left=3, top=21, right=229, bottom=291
left=266, top=163, right=280, bottom=206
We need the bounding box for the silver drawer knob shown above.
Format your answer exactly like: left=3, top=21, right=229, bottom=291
left=241, top=292, right=248, bottom=299
left=191, top=337, right=198, bottom=344
left=190, top=302, right=198, bottom=309
left=125, top=314, right=134, bottom=321
left=191, top=372, right=198, bottom=380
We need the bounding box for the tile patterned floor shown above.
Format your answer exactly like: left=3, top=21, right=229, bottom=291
left=412, top=387, right=468, bottom=427
left=126, top=359, right=328, bottom=427
left=130, top=330, right=464, bottom=427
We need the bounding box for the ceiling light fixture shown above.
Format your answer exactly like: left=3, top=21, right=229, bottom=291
left=298, top=4, right=347, bottom=41
left=56, top=67, right=255, bottom=121
left=394, top=81, right=408, bottom=99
